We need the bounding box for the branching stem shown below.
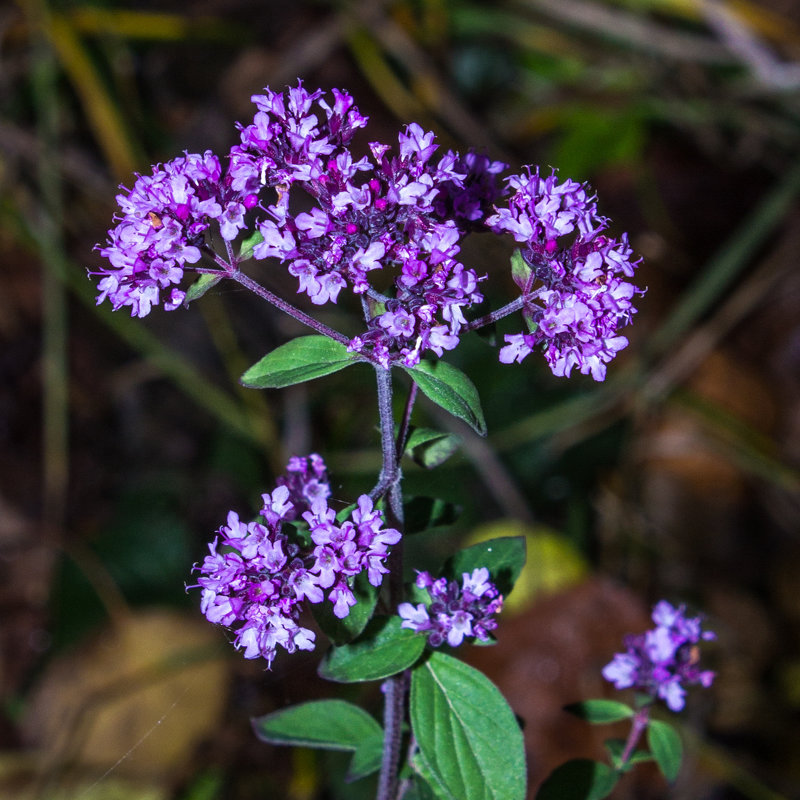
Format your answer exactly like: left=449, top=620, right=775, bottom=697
left=463, top=295, right=526, bottom=332
left=230, top=270, right=353, bottom=347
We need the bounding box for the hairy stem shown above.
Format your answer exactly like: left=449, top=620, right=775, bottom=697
left=463, top=295, right=526, bottom=332
left=230, top=270, right=353, bottom=346
left=378, top=671, right=410, bottom=800
left=373, top=365, right=406, bottom=800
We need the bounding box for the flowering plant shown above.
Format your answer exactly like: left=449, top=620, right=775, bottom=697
left=91, top=81, right=713, bottom=800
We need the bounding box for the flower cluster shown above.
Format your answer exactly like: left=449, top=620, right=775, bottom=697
left=398, top=568, right=503, bottom=648
left=92, top=82, right=641, bottom=380
left=487, top=168, right=642, bottom=381
left=235, top=88, right=498, bottom=366
left=192, top=457, right=400, bottom=666
left=94, top=151, right=251, bottom=318
left=275, top=453, right=330, bottom=519
left=602, top=600, right=716, bottom=712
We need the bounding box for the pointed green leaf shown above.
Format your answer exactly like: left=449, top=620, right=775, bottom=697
left=312, top=570, right=379, bottom=645
left=404, top=496, right=460, bottom=535
left=410, top=652, right=526, bottom=800
left=510, top=249, right=532, bottom=292
left=521, top=309, right=538, bottom=334
left=241, top=335, right=361, bottom=389
left=564, top=699, right=634, bottom=724
left=403, top=773, right=444, bottom=800
left=319, top=615, right=426, bottom=683
left=252, top=699, right=381, bottom=754
left=184, top=272, right=223, bottom=304
left=405, top=428, right=462, bottom=469
left=347, top=733, right=384, bottom=781
left=405, top=427, right=456, bottom=450
left=535, top=759, right=618, bottom=800
left=238, top=230, right=264, bottom=261
left=647, top=719, right=682, bottom=783
left=411, top=751, right=457, bottom=800
left=403, top=360, right=486, bottom=436
left=443, top=537, right=526, bottom=597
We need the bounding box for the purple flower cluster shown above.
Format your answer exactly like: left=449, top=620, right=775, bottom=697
left=487, top=168, right=642, bottom=381
left=92, top=83, right=505, bottom=368
left=398, top=567, right=503, bottom=648
left=602, top=600, right=715, bottom=712
left=192, top=457, right=400, bottom=666
left=275, top=453, right=331, bottom=519
left=234, top=87, right=499, bottom=367
left=92, top=81, right=642, bottom=379
left=94, top=151, right=251, bottom=317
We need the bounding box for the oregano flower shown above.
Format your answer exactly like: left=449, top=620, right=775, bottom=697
left=602, top=600, right=716, bottom=711
left=398, top=568, right=503, bottom=647
left=190, top=456, right=400, bottom=667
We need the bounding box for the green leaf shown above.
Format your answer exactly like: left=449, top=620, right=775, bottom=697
left=319, top=616, right=426, bottom=683
left=510, top=249, right=532, bottom=292
left=348, top=733, right=384, bottom=781
left=647, top=719, right=682, bottom=783
left=604, top=739, right=653, bottom=772
left=184, top=272, right=223, bottom=304
left=405, top=428, right=462, bottom=469
left=443, top=537, right=526, bottom=597
left=535, top=759, right=618, bottom=800
left=564, top=699, right=635, bottom=724
left=402, top=774, right=443, bottom=800
left=252, top=699, right=381, bottom=754
left=404, top=496, right=460, bottom=535
left=410, top=651, right=526, bottom=800
left=238, top=230, right=264, bottom=261
left=312, top=570, right=379, bottom=645
left=411, top=751, right=457, bottom=800
left=521, top=309, right=538, bottom=334
left=241, top=335, right=361, bottom=389
left=403, top=360, right=487, bottom=436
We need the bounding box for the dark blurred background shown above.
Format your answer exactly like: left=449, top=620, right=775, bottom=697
left=3, top=0, right=800, bottom=798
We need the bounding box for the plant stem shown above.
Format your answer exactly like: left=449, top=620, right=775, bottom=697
left=463, top=295, right=525, bottom=332
left=619, top=705, right=651, bottom=769
left=373, top=365, right=407, bottom=800
left=230, top=269, right=354, bottom=347
left=378, top=671, right=409, bottom=800
left=396, top=381, right=419, bottom=457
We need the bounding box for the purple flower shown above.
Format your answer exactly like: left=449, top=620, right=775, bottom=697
left=398, top=567, right=503, bottom=648
left=488, top=168, right=643, bottom=381
left=276, top=453, right=331, bottom=518
left=92, top=151, right=248, bottom=317
left=602, top=600, right=716, bottom=712
left=231, top=83, right=486, bottom=366
left=433, top=151, right=508, bottom=227
left=190, top=455, right=401, bottom=665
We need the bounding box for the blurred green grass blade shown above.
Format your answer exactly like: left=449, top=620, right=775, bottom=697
left=68, top=7, right=241, bottom=41
left=45, top=10, right=142, bottom=180
left=648, top=157, right=800, bottom=358
left=2, top=197, right=264, bottom=448
left=452, top=4, right=575, bottom=55
left=682, top=725, right=791, bottom=800
left=346, top=26, right=427, bottom=122
left=32, top=31, right=69, bottom=531
left=673, top=390, right=800, bottom=493
left=492, top=383, right=622, bottom=451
